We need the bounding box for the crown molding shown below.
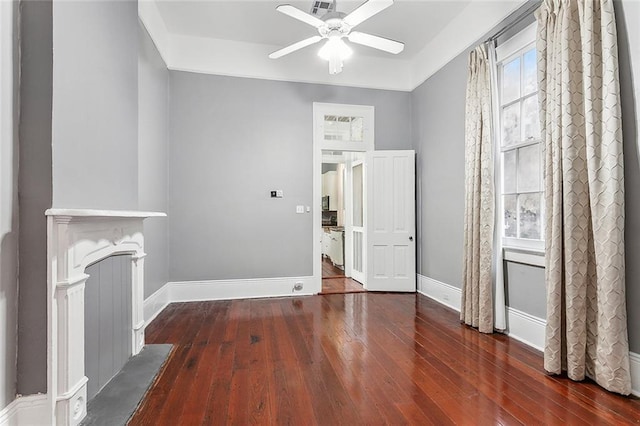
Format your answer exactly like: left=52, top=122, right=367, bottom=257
left=139, top=0, right=527, bottom=92
left=409, top=0, right=526, bottom=90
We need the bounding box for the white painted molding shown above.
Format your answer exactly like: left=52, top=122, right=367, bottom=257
left=46, top=211, right=162, bottom=426
left=169, top=276, right=315, bottom=302
left=138, top=0, right=527, bottom=92
left=409, top=0, right=526, bottom=90
left=416, top=274, right=461, bottom=312
left=0, top=394, right=48, bottom=426
left=138, top=0, right=170, bottom=66
left=143, top=276, right=315, bottom=327
left=167, top=33, right=412, bottom=91
left=631, top=352, right=640, bottom=397
left=505, top=307, right=545, bottom=352
left=143, top=284, right=171, bottom=327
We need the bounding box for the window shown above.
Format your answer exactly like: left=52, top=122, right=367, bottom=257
left=496, top=24, right=544, bottom=251
left=313, top=103, right=374, bottom=152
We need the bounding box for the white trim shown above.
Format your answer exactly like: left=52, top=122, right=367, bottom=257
left=416, top=274, right=461, bottom=312
left=143, top=283, right=171, bottom=327
left=46, top=211, right=163, bottom=425
left=138, top=0, right=527, bottom=92
left=505, top=307, right=545, bottom=352
left=168, top=276, right=315, bottom=302
left=313, top=103, right=375, bottom=296
left=503, top=247, right=545, bottom=267
left=496, top=22, right=537, bottom=62
left=0, top=395, right=48, bottom=426
left=630, top=352, right=640, bottom=397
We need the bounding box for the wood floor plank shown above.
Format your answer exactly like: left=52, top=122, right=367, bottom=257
left=130, top=294, right=640, bottom=425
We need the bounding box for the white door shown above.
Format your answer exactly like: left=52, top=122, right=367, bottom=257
left=349, top=160, right=366, bottom=284
left=366, top=150, right=416, bottom=292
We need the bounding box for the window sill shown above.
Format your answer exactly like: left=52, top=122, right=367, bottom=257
left=503, top=246, right=545, bottom=267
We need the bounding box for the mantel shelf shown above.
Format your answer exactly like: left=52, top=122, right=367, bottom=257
left=45, top=209, right=167, bottom=219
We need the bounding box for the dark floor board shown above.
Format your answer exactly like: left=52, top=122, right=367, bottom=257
left=130, top=293, right=640, bottom=426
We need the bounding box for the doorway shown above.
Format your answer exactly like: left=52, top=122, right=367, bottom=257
left=312, top=102, right=417, bottom=295
left=320, top=151, right=366, bottom=295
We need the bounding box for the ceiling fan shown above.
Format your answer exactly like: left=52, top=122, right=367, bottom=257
left=269, top=0, right=404, bottom=75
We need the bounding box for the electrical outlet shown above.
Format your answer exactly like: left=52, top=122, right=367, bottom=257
left=293, top=282, right=304, bottom=292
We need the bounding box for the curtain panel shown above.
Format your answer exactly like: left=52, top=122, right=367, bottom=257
left=537, top=0, right=631, bottom=395
left=461, top=45, right=495, bottom=334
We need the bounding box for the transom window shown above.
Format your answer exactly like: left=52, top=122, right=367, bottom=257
left=497, top=24, right=544, bottom=250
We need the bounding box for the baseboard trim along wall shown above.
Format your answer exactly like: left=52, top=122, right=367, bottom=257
left=0, top=394, right=48, bottom=426
left=416, top=274, right=640, bottom=397
left=505, top=307, right=545, bottom=352
left=416, top=274, right=461, bottom=311
left=144, top=276, right=315, bottom=325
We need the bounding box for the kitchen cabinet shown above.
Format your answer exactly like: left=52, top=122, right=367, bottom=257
left=322, top=228, right=344, bottom=267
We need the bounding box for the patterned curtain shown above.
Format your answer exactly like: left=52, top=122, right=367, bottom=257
left=461, top=45, right=494, bottom=334
left=537, top=0, right=632, bottom=395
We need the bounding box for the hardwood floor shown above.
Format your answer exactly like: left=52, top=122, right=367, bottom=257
left=322, top=256, right=345, bottom=278
left=130, top=294, right=640, bottom=425
left=320, top=277, right=366, bottom=294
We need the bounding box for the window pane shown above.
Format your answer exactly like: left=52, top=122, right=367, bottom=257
left=523, top=48, right=537, bottom=95
left=352, top=163, right=363, bottom=227
left=522, top=95, right=540, bottom=141
left=502, top=103, right=520, bottom=147
left=502, top=57, right=521, bottom=104
left=518, top=193, right=542, bottom=239
left=517, top=144, right=541, bottom=192
left=504, top=195, right=517, bottom=238
left=503, top=150, right=516, bottom=194
left=324, top=115, right=364, bottom=142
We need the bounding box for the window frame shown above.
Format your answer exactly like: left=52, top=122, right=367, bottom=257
left=495, top=23, right=545, bottom=254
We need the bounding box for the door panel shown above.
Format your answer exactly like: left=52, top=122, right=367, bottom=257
left=366, top=150, right=416, bottom=292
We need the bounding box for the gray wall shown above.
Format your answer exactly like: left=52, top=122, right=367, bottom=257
left=17, top=0, right=53, bottom=397
left=411, top=51, right=467, bottom=288
left=18, top=0, right=140, bottom=396
left=138, top=22, right=169, bottom=298
left=0, top=0, right=19, bottom=411
left=411, top=0, right=640, bottom=353
left=51, top=0, right=139, bottom=210
left=85, top=256, right=132, bottom=401
left=168, top=72, right=412, bottom=281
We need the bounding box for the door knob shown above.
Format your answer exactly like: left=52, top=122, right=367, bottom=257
left=409, top=236, right=413, bottom=241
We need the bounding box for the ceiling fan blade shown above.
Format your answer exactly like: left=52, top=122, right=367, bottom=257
left=348, top=31, right=404, bottom=54
left=276, top=4, right=325, bottom=28
left=269, top=36, right=323, bottom=59
left=343, top=0, right=394, bottom=28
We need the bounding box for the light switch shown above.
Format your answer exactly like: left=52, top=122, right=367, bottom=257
left=306, top=206, right=311, bottom=212
left=276, top=190, right=284, bottom=198
left=296, top=205, right=304, bottom=214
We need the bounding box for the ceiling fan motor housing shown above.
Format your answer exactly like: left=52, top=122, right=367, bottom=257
left=318, top=12, right=350, bottom=38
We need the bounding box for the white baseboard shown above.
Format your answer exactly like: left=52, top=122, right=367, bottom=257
left=631, top=352, right=640, bottom=397
left=143, top=276, right=316, bottom=325
left=169, top=276, right=315, bottom=302
left=143, top=284, right=171, bottom=326
left=0, top=394, right=48, bottom=426
left=506, top=307, right=545, bottom=352
left=417, top=274, right=461, bottom=311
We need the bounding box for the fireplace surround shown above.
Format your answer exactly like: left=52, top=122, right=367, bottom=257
left=45, top=209, right=165, bottom=426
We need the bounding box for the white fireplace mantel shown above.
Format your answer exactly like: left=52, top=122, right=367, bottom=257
left=45, top=209, right=166, bottom=426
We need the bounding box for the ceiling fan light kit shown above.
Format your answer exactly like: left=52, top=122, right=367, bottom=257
left=269, top=0, right=404, bottom=75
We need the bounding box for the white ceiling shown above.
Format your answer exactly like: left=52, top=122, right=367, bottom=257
left=141, top=0, right=527, bottom=91
left=155, top=0, right=471, bottom=59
